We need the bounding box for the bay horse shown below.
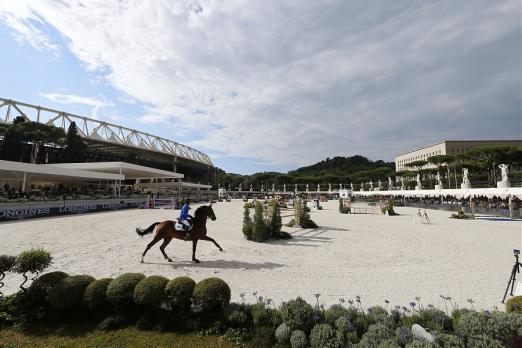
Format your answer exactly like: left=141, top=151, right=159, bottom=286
left=136, top=204, right=222, bottom=263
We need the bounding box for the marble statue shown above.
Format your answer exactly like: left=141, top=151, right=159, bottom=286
left=261, top=184, right=264, bottom=192
left=462, top=168, right=470, bottom=184
left=369, top=181, right=374, bottom=190
left=388, top=177, right=393, bottom=190
left=436, top=172, right=442, bottom=186
left=272, top=184, right=275, bottom=192
left=416, top=174, right=421, bottom=187
left=295, top=184, right=298, bottom=192
left=239, top=184, right=242, bottom=191
left=317, top=184, right=320, bottom=192
left=328, top=183, right=332, bottom=192
left=351, top=182, right=354, bottom=190
left=250, top=184, right=253, bottom=191
left=401, top=177, right=405, bottom=189
left=339, top=183, right=342, bottom=190
left=306, top=184, right=309, bottom=192
left=360, top=182, right=364, bottom=191
left=378, top=180, right=382, bottom=190
left=499, top=164, right=509, bottom=182
left=283, top=184, right=286, bottom=192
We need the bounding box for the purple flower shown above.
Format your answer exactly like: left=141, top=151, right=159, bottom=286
left=484, top=310, right=491, bottom=315
left=314, top=293, right=320, bottom=299
left=427, top=304, right=434, bottom=309
left=409, top=302, right=416, bottom=308
left=313, top=315, right=320, bottom=322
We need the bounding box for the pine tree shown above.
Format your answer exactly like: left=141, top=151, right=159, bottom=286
left=252, top=202, right=270, bottom=242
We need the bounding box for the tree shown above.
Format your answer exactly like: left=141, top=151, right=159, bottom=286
left=60, top=121, right=86, bottom=163
left=242, top=205, right=253, bottom=240
left=252, top=202, right=270, bottom=242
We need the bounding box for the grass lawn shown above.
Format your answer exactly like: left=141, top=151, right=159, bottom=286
left=0, top=326, right=239, bottom=348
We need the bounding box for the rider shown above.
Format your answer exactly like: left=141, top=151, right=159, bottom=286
left=179, top=198, right=192, bottom=239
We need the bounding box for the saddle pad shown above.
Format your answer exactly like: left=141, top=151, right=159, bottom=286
left=175, top=222, right=193, bottom=231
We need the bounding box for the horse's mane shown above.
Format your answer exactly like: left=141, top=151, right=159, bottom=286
left=193, top=205, right=207, bottom=218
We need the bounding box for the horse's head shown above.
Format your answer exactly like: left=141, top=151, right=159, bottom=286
left=207, top=204, right=217, bottom=221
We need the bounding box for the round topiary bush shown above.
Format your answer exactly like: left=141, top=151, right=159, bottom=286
left=83, top=278, right=113, bottom=310
left=280, top=297, right=316, bottom=332
left=192, top=277, right=231, bottom=312
left=48, top=275, right=96, bottom=310
left=358, top=323, right=394, bottom=347
left=275, top=322, right=292, bottom=344
left=290, top=329, right=308, bottom=348
left=106, top=273, right=145, bottom=308
left=134, top=275, right=169, bottom=307
left=225, top=303, right=251, bottom=328
left=165, top=276, right=196, bottom=309
left=506, top=296, right=522, bottom=313
left=325, top=304, right=349, bottom=325
left=309, top=323, right=342, bottom=348
left=28, top=271, right=69, bottom=302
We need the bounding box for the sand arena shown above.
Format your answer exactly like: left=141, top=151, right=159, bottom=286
left=0, top=200, right=519, bottom=310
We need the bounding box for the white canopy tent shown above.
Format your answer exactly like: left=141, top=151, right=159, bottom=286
left=351, top=187, right=522, bottom=199
left=44, top=162, right=183, bottom=180
left=0, top=160, right=124, bottom=192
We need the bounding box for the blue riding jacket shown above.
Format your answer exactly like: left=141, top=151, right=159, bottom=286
left=179, top=203, right=190, bottom=220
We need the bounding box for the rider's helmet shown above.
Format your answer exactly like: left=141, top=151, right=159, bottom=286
left=185, top=198, right=191, bottom=204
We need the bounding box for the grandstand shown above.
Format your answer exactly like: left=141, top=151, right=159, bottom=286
left=0, top=98, right=214, bottom=184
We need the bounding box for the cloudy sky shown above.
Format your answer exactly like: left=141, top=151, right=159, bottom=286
left=0, top=1, right=520, bottom=174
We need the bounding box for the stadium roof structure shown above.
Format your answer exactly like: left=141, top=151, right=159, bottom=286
left=0, top=98, right=213, bottom=167
left=45, top=162, right=183, bottom=180
left=0, top=160, right=124, bottom=184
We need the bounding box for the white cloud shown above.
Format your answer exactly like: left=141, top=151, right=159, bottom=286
left=1, top=0, right=520, bottom=169
left=41, top=93, right=114, bottom=119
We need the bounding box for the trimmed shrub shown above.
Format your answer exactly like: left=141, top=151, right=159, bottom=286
left=275, top=322, right=292, bottom=344
left=134, top=275, right=168, bottom=307
left=97, top=314, right=126, bottom=331
left=506, top=296, right=522, bottom=313
left=309, top=323, right=342, bottom=348
left=251, top=302, right=281, bottom=328
left=27, top=271, right=69, bottom=303
left=14, top=249, right=52, bottom=290
left=290, top=329, right=308, bottom=348
left=270, top=200, right=282, bottom=238
left=192, top=277, right=231, bottom=312
left=335, top=316, right=357, bottom=344
left=395, top=326, right=413, bottom=346
left=0, top=255, right=16, bottom=282
left=48, top=275, right=96, bottom=310
left=378, top=338, right=401, bottom=348
left=83, top=278, right=112, bottom=310
left=280, top=297, right=316, bottom=332
left=242, top=206, right=253, bottom=240
left=252, top=202, right=271, bottom=242
left=165, top=276, right=196, bottom=310
left=324, top=304, right=349, bottom=325
left=106, top=273, right=145, bottom=308
left=358, top=323, right=394, bottom=347
left=227, top=309, right=249, bottom=328
left=434, top=332, right=464, bottom=347
left=456, top=311, right=522, bottom=345
left=251, top=326, right=276, bottom=348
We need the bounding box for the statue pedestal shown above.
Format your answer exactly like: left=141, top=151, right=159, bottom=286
left=434, top=185, right=443, bottom=190
left=415, top=185, right=422, bottom=191
left=461, top=183, right=471, bottom=189
left=497, top=181, right=511, bottom=188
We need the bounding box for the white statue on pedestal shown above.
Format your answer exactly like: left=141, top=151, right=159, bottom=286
left=378, top=180, right=382, bottom=190
left=350, top=182, right=354, bottom=191
left=228, top=184, right=231, bottom=191
left=306, top=184, right=309, bottom=192
left=339, top=183, right=342, bottom=190
left=294, top=184, right=298, bottom=192
left=360, top=182, right=364, bottom=191
left=462, top=168, right=470, bottom=185
left=239, top=184, right=242, bottom=191
left=283, top=184, right=286, bottom=192
left=317, top=184, right=320, bottom=192
left=328, top=183, right=331, bottom=192
left=499, top=164, right=509, bottom=182
left=272, top=184, right=275, bottom=192
left=416, top=174, right=421, bottom=187
left=388, top=177, right=393, bottom=190
left=401, top=177, right=405, bottom=189
left=369, top=181, right=374, bottom=190
left=437, top=172, right=442, bottom=186
left=261, top=184, right=264, bottom=192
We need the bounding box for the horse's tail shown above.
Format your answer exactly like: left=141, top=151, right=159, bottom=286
left=136, top=222, right=160, bottom=237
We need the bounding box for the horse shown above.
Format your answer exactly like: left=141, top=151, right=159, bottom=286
left=136, top=204, right=223, bottom=263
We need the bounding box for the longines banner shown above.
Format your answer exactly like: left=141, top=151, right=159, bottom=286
left=0, top=199, right=145, bottom=221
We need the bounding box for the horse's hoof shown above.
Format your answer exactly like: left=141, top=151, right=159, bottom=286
left=167, top=258, right=173, bottom=262
left=193, top=259, right=200, bottom=263
left=219, top=248, right=224, bottom=252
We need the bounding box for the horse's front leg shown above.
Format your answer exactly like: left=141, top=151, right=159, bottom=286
left=200, top=235, right=223, bottom=252
left=192, top=239, right=200, bottom=263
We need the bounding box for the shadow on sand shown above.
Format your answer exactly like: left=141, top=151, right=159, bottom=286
left=143, top=259, right=284, bottom=270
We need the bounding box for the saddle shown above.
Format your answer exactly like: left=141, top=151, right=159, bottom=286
left=175, top=217, right=193, bottom=231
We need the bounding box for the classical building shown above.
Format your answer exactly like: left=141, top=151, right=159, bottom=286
left=395, top=140, right=522, bottom=172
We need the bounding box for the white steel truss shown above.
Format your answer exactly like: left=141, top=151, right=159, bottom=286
left=0, top=98, right=213, bottom=166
